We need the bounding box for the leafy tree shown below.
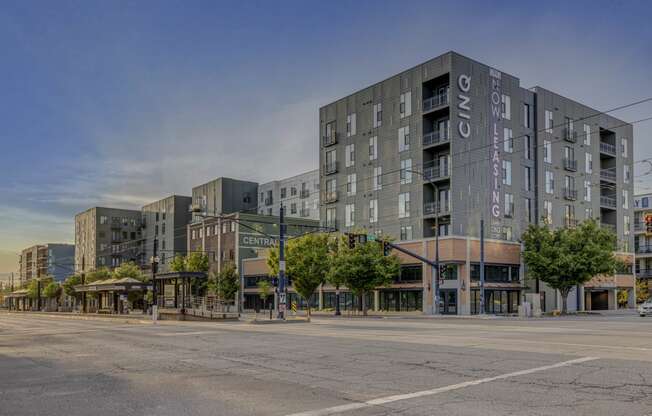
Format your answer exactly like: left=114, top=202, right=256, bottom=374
left=186, top=252, right=209, bottom=272
left=522, top=219, right=620, bottom=314
left=268, top=233, right=333, bottom=318
left=169, top=253, right=209, bottom=295
left=62, top=274, right=83, bottom=299
left=43, top=281, right=61, bottom=299
left=212, top=263, right=240, bottom=302
left=86, top=267, right=111, bottom=283
left=26, top=279, right=40, bottom=300
left=170, top=254, right=187, bottom=272
left=637, top=279, right=650, bottom=303
left=329, top=236, right=401, bottom=315
left=112, top=262, right=145, bottom=281
left=257, top=279, right=272, bottom=314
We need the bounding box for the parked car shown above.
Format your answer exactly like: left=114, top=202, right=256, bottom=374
left=639, top=298, right=652, bottom=316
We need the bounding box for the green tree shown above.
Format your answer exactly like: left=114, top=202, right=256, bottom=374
left=62, top=274, right=83, bottom=299
left=43, top=281, right=61, bottom=299
left=26, top=279, right=40, bottom=300
left=268, top=233, right=333, bottom=318
left=186, top=252, right=209, bottom=272
left=169, top=253, right=209, bottom=296
left=212, top=263, right=240, bottom=302
left=329, top=236, right=401, bottom=315
left=86, top=267, right=111, bottom=283
left=170, top=254, right=187, bottom=272
left=112, top=262, right=145, bottom=281
left=257, top=280, right=272, bottom=317
left=637, top=279, right=650, bottom=303
left=522, top=219, right=620, bottom=314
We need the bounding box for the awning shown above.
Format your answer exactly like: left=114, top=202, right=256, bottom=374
left=74, top=278, right=151, bottom=293
left=6, top=289, right=29, bottom=298
left=153, top=272, right=207, bottom=281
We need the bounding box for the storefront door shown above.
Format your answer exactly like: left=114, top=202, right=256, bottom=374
left=440, top=289, right=457, bottom=315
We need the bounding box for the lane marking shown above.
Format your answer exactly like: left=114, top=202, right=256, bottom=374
left=157, top=331, right=217, bottom=337
left=284, top=356, right=598, bottom=416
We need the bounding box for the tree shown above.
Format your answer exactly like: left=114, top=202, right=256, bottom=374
left=257, top=280, right=272, bottom=317
left=112, top=262, right=145, bottom=281
left=637, top=279, right=650, bottom=303
left=170, top=254, right=187, bottom=272
left=212, top=263, right=239, bottom=303
left=43, top=281, right=61, bottom=299
left=170, top=253, right=209, bottom=296
left=62, top=274, right=83, bottom=299
left=267, top=233, right=333, bottom=318
left=329, top=237, right=401, bottom=315
left=522, top=219, right=620, bottom=314
left=86, top=267, right=111, bottom=283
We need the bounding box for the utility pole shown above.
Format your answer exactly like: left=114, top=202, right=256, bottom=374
left=277, top=204, right=287, bottom=320
left=480, top=218, right=486, bottom=315
left=36, top=278, right=41, bottom=311
left=433, top=183, right=440, bottom=315
left=151, top=238, right=159, bottom=322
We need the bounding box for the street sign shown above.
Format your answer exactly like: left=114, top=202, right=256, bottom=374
left=279, top=293, right=287, bottom=305
left=367, top=234, right=376, bottom=241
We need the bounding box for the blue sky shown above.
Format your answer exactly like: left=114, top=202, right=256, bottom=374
left=1, top=0, right=652, bottom=275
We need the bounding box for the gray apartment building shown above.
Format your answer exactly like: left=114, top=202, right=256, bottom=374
left=257, top=169, right=320, bottom=220
left=18, top=243, right=75, bottom=284
left=141, top=195, right=192, bottom=273
left=634, top=193, right=652, bottom=293
left=191, top=177, right=258, bottom=220
left=74, top=207, right=143, bottom=273
left=319, top=51, right=635, bottom=313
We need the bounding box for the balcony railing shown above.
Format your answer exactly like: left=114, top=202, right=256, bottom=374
left=564, top=218, right=579, bottom=228
left=422, top=130, right=450, bottom=147
left=636, top=269, right=652, bottom=278
left=600, top=142, right=616, bottom=156
left=600, top=169, right=617, bottom=182
left=300, top=189, right=310, bottom=198
left=423, top=162, right=450, bottom=182
left=637, top=245, right=652, bottom=254
left=424, top=201, right=450, bottom=216
left=563, top=128, right=578, bottom=143
left=635, top=222, right=646, bottom=232
left=322, top=133, right=337, bottom=147
left=323, top=191, right=339, bottom=204
left=563, top=158, right=577, bottom=171
left=600, top=195, right=617, bottom=209
left=323, top=161, right=338, bottom=175
left=563, top=187, right=578, bottom=201
left=323, top=219, right=338, bottom=230
left=601, top=222, right=616, bottom=233
left=422, top=92, right=449, bottom=112
left=300, top=208, right=310, bottom=217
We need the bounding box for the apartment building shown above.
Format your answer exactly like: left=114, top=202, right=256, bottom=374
left=257, top=169, right=320, bottom=220
left=18, top=243, right=75, bottom=284
left=74, top=207, right=142, bottom=273
left=141, top=195, right=192, bottom=274
left=318, top=51, right=635, bottom=314
left=191, top=177, right=258, bottom=220
left=634, top=194, right=652, bottom=291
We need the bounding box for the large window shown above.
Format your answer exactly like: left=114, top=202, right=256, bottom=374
left=398, top=192, right=410, bottom=218
left=502, top=160, right=512, bottom=185
left=470, top=264, right=520, bottom=283
left=471, top=289, right=520, bottom=314
left=400, top=159, right=412, bottom=184
left=345, top=144, right=355, bottom=167
left=369, top=199, right=378, bottom=223
left=346, top=174, right=356, bottom=196
left=373, top=103, right=382, bottom=128
left=398, top=126, right=410, bottom=152
left=400, top=91, right=412, bottom=118
left=503, top=128, right=513, bottom=153
left=369, top=136, right=378, bottom=160
left=373, top=166, right=382, bottom=190
left=379, top=289, right=422, bottom=312
left=346, top=113, right=356, bottom=137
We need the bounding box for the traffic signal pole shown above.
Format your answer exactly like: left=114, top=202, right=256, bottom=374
left=277, top=205, right=287, bottom=320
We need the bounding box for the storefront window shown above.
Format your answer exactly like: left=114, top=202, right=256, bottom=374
left=379, top=289, right=422, bottom=312
left=471, top=289, right=520, bottom=314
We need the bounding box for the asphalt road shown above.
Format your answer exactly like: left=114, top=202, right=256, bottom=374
left=1, top=312, right=652, bottom=415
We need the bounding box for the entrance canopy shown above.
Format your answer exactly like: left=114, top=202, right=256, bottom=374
left=154, top=272, right=207, bottom=281
left=6, top=289, right=29, bottom=298
left=74, top=278, right=151, bottom=293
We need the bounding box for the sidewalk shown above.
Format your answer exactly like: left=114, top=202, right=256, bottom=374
left=1, top=310, right=154, bottom=324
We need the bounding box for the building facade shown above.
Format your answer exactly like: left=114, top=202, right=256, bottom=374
left=191, top=177, right=258, bottom=219
left=634, top=193, right=652, bottom=293
left=74, top=207, right=143, bottom=273
left=317, top=51, right=635, bottom=314
left=18, top=243, right=75, bottom=284
left=257, top=169, right=320, bottom=220
left=141, top=195, right=192, bottom=274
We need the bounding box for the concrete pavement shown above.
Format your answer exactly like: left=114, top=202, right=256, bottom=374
left=1, top=312, right=651, bottom=415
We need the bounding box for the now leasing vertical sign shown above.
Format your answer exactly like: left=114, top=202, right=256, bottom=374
left=489, top=68, right=503, bottom=239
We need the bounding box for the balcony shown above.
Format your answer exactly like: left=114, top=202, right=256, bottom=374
left=422, top=92, right=449, bottom=112
left=600, top=195, right=617, bottom=209
left=563, top=158, right=577, bottom=172
left=264, top=197, right=273, bottom=206
left=637, top=245, right=652, bottom=255
left=564, top=218, right=579, bottom=228
left=600, top=169, right=617, bottom=182
left=322, top=133, right=337, bottom=147
left=600, top=222, right=617, bottom=234
left=424, top=201, right=450, bottom=216
left=323, top=191, right=339, bottom=204
left=323, top=219, right=338, bottom=230
left=600, top=142, right=616, bottom=157
left=300, top=208, right=310, bottom=217
left=422, top=130, right=450, bottom=147
left=636, top=269, right=652, bottom=278
left=423, top=162, right=450, bottom=182
left=563, top=187, right=578, bottom=201
left=323, top=161, right=338, bottom=175
left=300, top=189, right=310, bottom=199
left=635, top=222, right=646, bottom=233
left=563, top=128, right=578, bottom=143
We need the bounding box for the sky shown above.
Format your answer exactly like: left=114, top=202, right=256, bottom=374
left=1, top=0, right=652, bottom=276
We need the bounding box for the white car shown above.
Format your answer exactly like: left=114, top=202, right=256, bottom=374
left=639, top=298, right=652, bottom=316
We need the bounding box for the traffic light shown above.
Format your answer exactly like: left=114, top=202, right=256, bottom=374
left=347, top=233, right=356, bottom=249
left=439, top=264, right=448, bottom=279
left=382, top=240, right=392, bottom=256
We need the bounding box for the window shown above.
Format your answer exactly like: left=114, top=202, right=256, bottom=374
left=373, top=103, right=382, bottom=128
left=565, top=175, right=575, bottom=193
left=644, top=197, right=650, bottom=208
left=373, top=167, right=382, bottom=191
left=544, top=140, right=552, bottom=163
left=214, top=225, right=219, bottom=235
left=346, top=113, right=356, bottom=137
left=346, top=174, right=356, bottom=196
left=199, top=228, right=203, bottom=238
left=623, top=189, right=629, bottom=209
left=524, top=135, right=532, bottom=160
left=369, top=136, right=378, bottom=161
left=206, top=226, right=211, bottom=237
left=324, top=121, right=336, bottom=144
left=161, top=223, right=166, bottom=235
left=584, top=124, right=591, bottom=145
left=504, top=193, right=514, bottom=217
left=523, top=103, right=531, bottom=128
left=400, top=225, right=413, bottom=241
left=345, top=204, right=355, bottom=227
left=584, top=180, right=591, bottom=202
left=345, top=144, right=355, bottom=167
left=502, top=160, right=512, bottom=186
left=545, top=170, right=554, bottom=194
left=585, top=153, right=593, bottom=174
left=524, top=167, right=532, bottom=192
left=585, top=207, right=593, bottom=219
left=503, top=128, right=513, bottom=153
left=191, top=230, right=196, bottom=239
left=398, top=126, right=410, bottom=152
left=622, top=138, right=628, bottom=157
left=280, top=188, right=286, bottom=199
left=290, top=203, right=297, bottom=215
left=326, top=207, right=336, bottom=227
left=501, top=94, right=511, bottom=120
left=155, top=225, right=159, bottom=236
left=398, top=193, right=410, bottom=218
left=325, top=149, right=336, bottom=167
left=544, top=200, right=553, bottom=224
left=624, top=165, right=630, bottom=184
left=369, top=199, right=378, bottom=223
left=400, top=91, right=412, bottom=118
left=564, top=205, right=575, bottom=225
left=100, top=216, right=108, bottom=225
left=400, top=159, right=412, bottom=184
left=290, top=187, right=297, bottom=196
left=525, top=198, right=533, bottom=223
left=502, top=226, right=512, bottom=241
left=624, top=215, right=631, bottom=235
left=545, top=110, right=553, bottom=133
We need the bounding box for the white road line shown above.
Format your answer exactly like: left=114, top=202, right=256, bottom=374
left=157, top=331, right=217, bottom=337
left=284, top=356, right=598, bottom=416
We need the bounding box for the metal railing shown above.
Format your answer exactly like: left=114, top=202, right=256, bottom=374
left=423, top=92, right=449, bottom=112
left=600, top=169, right=617, bottom=181
left=563, top=187, right=578, bottom=200
left=323, top=190, right=339, bottom=203
left=563, top=158, right=577, bottom=171
left=636, top=269, right=652, bottom=278
left=423, top=130, right=450, bottom=147
left=423, top=162, right=450, bottom=181
left=637, top=246, right=652, bottom=254
left=600, top=195, right=617, bottom=208
left=600, top=142, right=616, bottom=156
left=322, top=133, right=337, bottom=147
left=600, top=222, right=616, bottom=233
left=563, top=128, right=578, bottom=143
left=424, top=201, right=450, bottom=216
left=323, top=161, right=338, bottom=175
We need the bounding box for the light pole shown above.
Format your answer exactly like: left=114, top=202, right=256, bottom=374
left=150, top=238, right=159, bottom=322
